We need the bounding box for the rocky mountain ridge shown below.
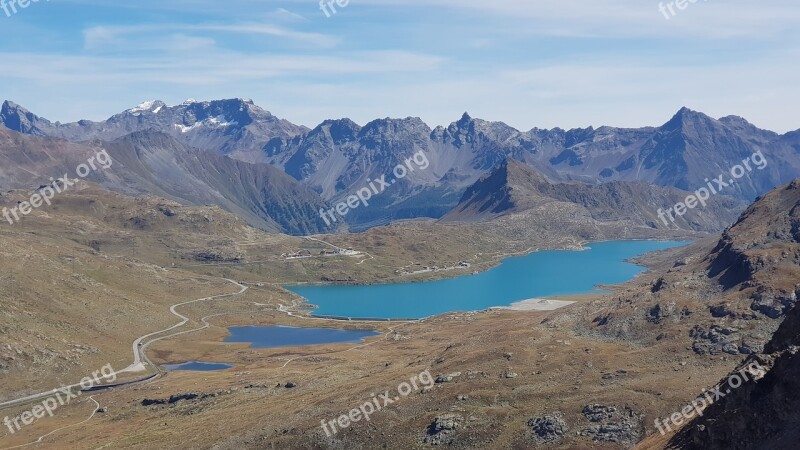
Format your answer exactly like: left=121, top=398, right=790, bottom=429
left=443, top=159, right=746, bottom=232
left=3, top=100, right=799, bottom=232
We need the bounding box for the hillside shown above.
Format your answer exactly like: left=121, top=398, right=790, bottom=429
left=0, top=126, right=331, bottom=235
left=662, top=180, right=800, bottom=449
left=443, top=159, right=745, bottom=232
left=100, top=131, right=332, bottom=235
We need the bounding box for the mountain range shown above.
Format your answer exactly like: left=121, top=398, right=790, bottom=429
left=2, top=99, right=799, bottom=234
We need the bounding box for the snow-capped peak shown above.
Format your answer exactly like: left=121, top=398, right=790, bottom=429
left=182, top=98, right=198, bottom=105
left=128, top=100, right=165, bottom=114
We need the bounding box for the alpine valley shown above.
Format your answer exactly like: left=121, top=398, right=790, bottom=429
left=1, top=98, right=799, bottom=450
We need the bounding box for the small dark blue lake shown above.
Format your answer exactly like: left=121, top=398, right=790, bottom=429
left=286, top=240, right=688, bottom=320
left=163, top=361, right=233, bottom=372
left=224, top=325, right=380, bottom=348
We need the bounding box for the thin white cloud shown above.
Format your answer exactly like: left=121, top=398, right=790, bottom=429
left=62, top=0, right=800, bottom=39
left=0, top=50, right=446, bottom=85
left=356, top=0, right=800, bottom=39
left=83, top=23, right=338, bottom=51
left=271, top=8, right=307, bottom=22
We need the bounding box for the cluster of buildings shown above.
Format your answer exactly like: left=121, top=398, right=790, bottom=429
left=281, top=248, right=357, bottom=260
left=397, top=261, right=471, bottom=275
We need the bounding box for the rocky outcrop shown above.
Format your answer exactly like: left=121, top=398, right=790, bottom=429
left=528, top=414, right=569, bottom=444
left=751, top=289, right=798, bottom=319
left=673, top=301, right=800, bottom=449
left=579, top=405, right=643, bottom=446
left=423, top=414, right=462, bottom=445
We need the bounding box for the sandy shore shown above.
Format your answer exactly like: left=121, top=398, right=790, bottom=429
left=493, top=298, right=577, bottom=311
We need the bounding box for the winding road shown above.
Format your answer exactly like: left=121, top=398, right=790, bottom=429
left=0, top=279, right=247, bottom=411
left=124, top=279, right=248, bottom=373
left=0, top=278, right=249, bottom=450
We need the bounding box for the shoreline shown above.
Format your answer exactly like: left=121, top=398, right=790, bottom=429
left=280, top=237, right=693, bottom=289
left=278, top=239, right=691, bottom=320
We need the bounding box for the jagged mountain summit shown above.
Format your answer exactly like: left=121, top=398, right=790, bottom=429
left=264, top=108, right=799, bottom=225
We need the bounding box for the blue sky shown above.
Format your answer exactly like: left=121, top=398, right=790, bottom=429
left=1, top=0, right=799, bottom=132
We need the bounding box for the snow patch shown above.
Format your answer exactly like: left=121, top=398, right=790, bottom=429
left=174, top=122, right=202, bottom=134
left=206, top=115, right=238, bottom=128
left=173, top=115, right=238, bottom=134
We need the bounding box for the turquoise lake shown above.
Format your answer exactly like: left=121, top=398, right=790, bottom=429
left=286, top=240, right=687, bottom=320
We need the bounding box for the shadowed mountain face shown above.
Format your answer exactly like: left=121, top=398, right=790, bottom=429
left=99, top=131, right=333, bottom=235
left=443, top=159, right=746, bottom=232
left=704, top=179, right=800, bottom=311
left=0, top=127, right=331, bottom=235
left=3, top=100, right=800, bottom=231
